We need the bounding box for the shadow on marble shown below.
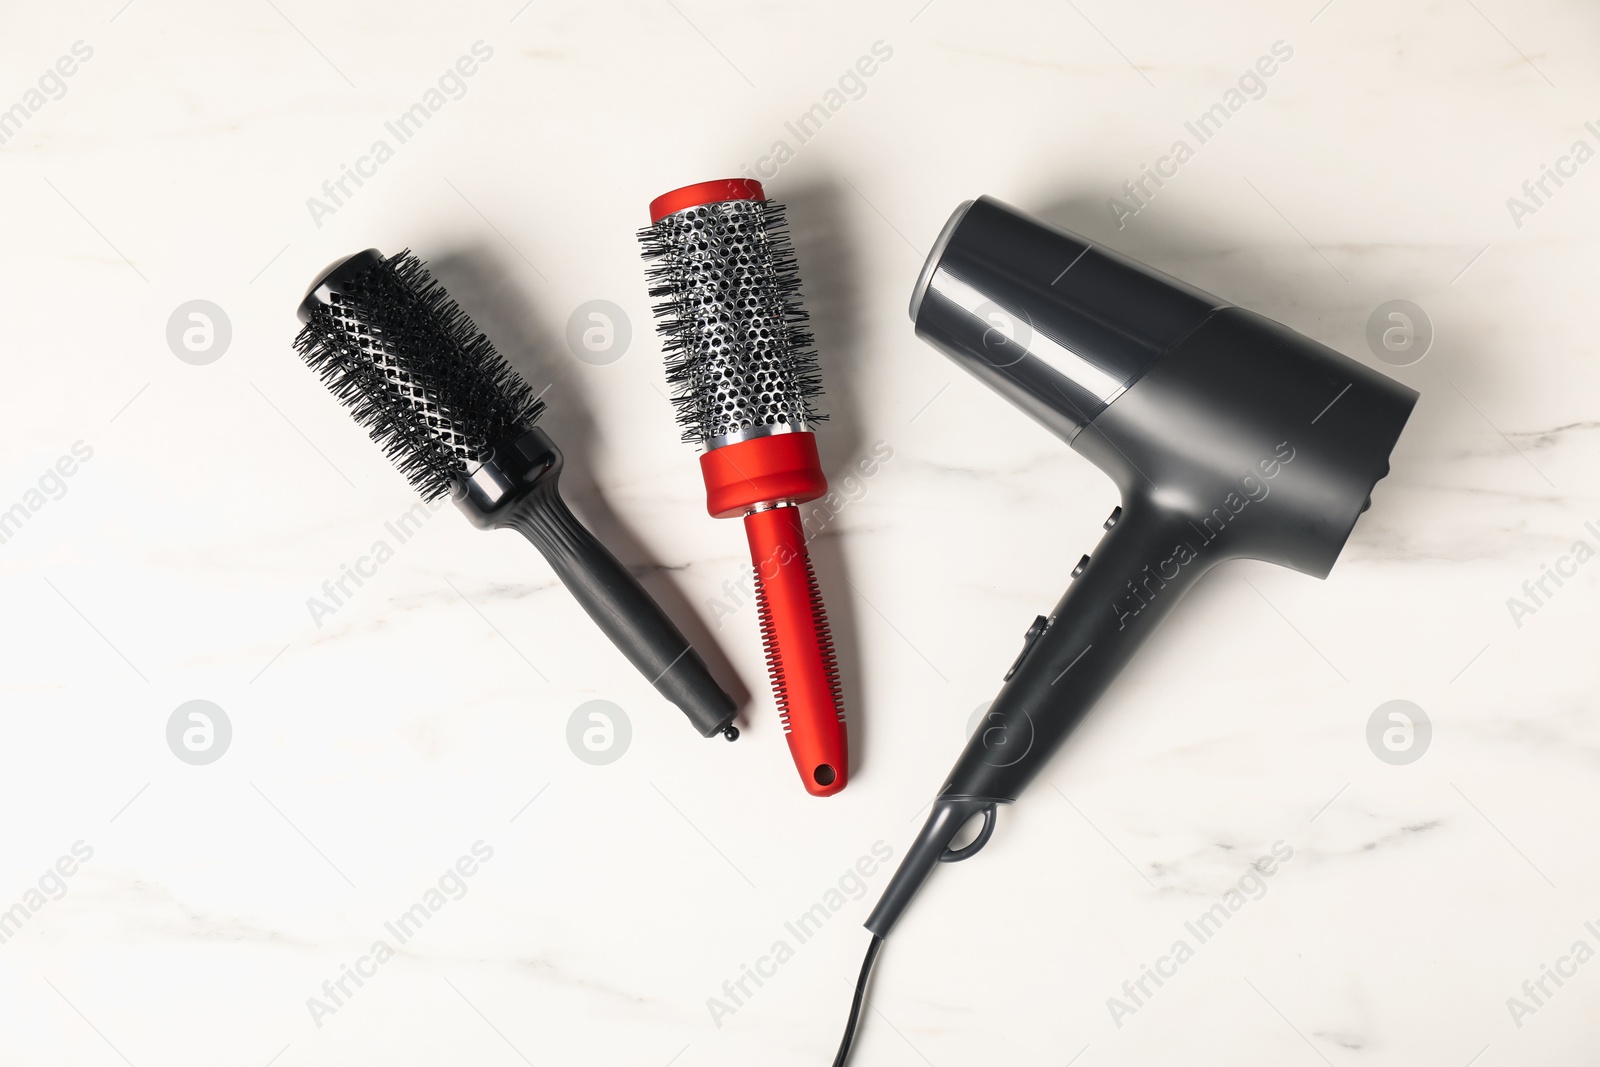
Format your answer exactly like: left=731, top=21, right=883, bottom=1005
left=768, top=178, right=872, bottom=781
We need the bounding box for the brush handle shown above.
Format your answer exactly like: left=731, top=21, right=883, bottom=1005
left=743, top=504, right=847, bottom=796
left=504, top=476, right=737, bottom=738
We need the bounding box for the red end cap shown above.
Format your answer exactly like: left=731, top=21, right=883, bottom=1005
left=649, top=178, right=767, bottom=223
left=700, top=433, right=826, bottom=519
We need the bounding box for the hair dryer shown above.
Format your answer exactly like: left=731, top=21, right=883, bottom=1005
left=834, top=196, right=1417, bottom=1062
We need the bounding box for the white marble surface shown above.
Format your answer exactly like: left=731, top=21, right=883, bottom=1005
left=3, top=1, right=1599, bottom=1064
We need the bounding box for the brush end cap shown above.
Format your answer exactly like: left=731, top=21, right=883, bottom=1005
left=648, top=178, right=765, bottom=223
left=700, top=431, right=826, bottom=518
left=297, top=248, right=385, bottom=324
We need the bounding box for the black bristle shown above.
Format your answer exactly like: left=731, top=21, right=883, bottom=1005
left=638, top=199, right=827, bottom=445
left=292, top=250, right=545, bottom=500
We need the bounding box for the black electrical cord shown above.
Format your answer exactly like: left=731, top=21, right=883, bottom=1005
left=830, top=934, right=884, bottom=1067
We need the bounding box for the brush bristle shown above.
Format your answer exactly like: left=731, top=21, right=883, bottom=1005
left=292, top=251, right=545, bottom=500
left=639, top=198, right=826, bottom=445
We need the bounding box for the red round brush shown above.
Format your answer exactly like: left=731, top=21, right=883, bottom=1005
left=640, top=179, right=848, bottom=796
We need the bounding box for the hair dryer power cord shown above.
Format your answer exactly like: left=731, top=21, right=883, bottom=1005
left=830, top=934, right=884, bottom=1067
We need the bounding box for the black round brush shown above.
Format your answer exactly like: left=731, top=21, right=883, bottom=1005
left=294, top=248, right=738, bottom=740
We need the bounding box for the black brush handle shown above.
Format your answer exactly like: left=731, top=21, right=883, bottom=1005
left=459, top=430, right=737, bottom=738
left=507, top=480, right=737, bottom=735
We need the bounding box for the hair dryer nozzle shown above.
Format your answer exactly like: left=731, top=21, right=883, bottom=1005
left=911, top=197, right=1223, bottom=443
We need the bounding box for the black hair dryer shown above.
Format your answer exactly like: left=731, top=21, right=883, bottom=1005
left=866, top=197, right=1418, bottom=938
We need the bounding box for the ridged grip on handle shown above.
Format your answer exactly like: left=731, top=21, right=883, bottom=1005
left=744, top=505, right=847, bottom=796
left=503, top=477, right=737, bottom=738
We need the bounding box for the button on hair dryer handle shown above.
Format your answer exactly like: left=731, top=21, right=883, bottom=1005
left=866, top=498, right=1206, bottom=939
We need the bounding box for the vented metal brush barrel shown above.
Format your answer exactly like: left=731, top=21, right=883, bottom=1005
left=642, top=178, right=825, bottom=451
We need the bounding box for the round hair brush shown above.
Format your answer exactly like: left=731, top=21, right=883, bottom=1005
left=293, top=248, right=738, bottom=740
left=639, top=179, right=848, bottom=796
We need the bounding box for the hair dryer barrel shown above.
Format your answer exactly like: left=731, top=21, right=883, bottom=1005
left=909, top=197, right=1221, bottom=443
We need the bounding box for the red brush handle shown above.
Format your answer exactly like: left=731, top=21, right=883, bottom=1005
left=698, top=431, right=847, bottom=796
left=743, top=505, right=847, bottom=796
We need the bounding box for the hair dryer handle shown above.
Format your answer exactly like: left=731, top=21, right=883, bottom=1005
left=948, top=496, right=1214, bottom=800
left=866, top=495, right=1211, bottom=938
